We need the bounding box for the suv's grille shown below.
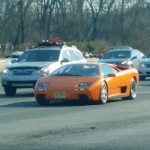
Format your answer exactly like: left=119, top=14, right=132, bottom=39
left=145, top=64, right=150, bottom=68
left=13, top=69, right=33, bottom=75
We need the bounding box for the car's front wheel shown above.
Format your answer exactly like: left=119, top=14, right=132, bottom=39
left=99, top=82, right=108, bottom=104
left=36, top=95, right=49, bottom=106
left=4, top=86, right=17, bottom=96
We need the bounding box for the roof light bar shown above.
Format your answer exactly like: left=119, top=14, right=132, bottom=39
left=37, top=37, right=64, bottom=47
left=49, top=37, right=62, bottom=44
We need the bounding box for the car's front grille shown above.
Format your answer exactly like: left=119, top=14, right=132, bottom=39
left=146, top=72, right=150, bottom=74
left=145, top=64, right=150, bottom=68
left=7, top=81, right=37, bottom=88
left=13, top=70, right=33, bottom=75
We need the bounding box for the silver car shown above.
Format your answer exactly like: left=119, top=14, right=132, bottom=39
left=138, top=53, right=150, bottom=80
left=1, top=43, right=86, bottom=96
left=98, top=48, right=144, bottom=68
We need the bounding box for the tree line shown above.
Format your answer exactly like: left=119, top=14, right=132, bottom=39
left=0, top=0, right=150, bottom=55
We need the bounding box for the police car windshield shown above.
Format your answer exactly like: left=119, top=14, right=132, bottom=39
left=103, top=50, right=131, bottom=59
left=17, top=49, right=60, bottom=62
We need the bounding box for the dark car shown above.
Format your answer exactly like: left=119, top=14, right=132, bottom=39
left=138, top=52, right=150, bottom=80
left=98, top=48, right=145, bottom=68
left=5, top=51, right=23, bottom=58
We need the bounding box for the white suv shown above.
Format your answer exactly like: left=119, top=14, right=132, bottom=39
left=2, top=38, right=87, bottom=96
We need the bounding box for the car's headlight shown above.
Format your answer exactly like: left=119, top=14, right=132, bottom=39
left=121, top=61, right=132, bottom=65
left=37, top=67, right=49, bottom=74
left=3, top=68, right=10, bottom=73
left=140, top=64, right=145, bottom=68
left=121, top=61, right=126, bottom=65
left=78, top=83, right=92, bottom=87
left=38, top=83, right=50, bottom=87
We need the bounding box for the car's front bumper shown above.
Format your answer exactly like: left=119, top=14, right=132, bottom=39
left=1, top=73, right=41, bottom=88
left=138, top=67, right=150, bottom=77
left=34, top=86, right=100, bottom=102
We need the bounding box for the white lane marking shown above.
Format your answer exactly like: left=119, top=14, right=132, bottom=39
left=137, top=91, right=150, bottom=93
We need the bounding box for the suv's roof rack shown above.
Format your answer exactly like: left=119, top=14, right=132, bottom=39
left=110, top=46, right=132, bottom=50
left=32, top=37, right=65, bottom=48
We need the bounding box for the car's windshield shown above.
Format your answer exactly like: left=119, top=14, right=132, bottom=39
left=17, top=49, right=60, bottom=62
left=146, top=53, right=150, bottom=58
left=50, top=64, right=99, bottom=76
left=103, top=50, right=131, bottom=59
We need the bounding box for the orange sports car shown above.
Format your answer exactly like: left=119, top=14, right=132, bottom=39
left=34, top=63, right=139, bottom=105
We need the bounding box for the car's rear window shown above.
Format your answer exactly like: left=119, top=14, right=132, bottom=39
left=17, top=49, right=60, bottom=62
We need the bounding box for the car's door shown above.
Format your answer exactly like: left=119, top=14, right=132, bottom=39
left=101, top=64, right=120, bottom=97
left=136, top=50, right=145, bottom=67
left=131, top=50, right=140, bottom=68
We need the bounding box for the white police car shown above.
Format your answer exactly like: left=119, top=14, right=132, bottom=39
left=2, top=38, right=87, bottom=96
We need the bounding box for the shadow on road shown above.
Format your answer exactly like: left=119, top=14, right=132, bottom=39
left=0, top=93, right=34, bottom=99
left=0, top=101, right=38, bottom=107
left=0, top=98, right=122, bottom=108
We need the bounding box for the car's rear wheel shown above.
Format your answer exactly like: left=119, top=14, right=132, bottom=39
left=122, top=78, right=137, bottom=100
left=4, top=86, right=17, bottom=96
left=139, top=76, right=146, bottom=81
left=36, top=95, right=49, bottom=106
left=99, top=82, right=108, bottom=104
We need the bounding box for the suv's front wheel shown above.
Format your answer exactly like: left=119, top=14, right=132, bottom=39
left=4, top=86, right=17, bottom=96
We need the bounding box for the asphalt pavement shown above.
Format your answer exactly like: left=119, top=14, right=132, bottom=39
left=0, top=79, right=150, bottom=150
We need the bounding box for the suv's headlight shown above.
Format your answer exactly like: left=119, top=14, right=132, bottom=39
left=122, top=61, right=132, bottom=65
left=140, top=64, right=145, bottom=68
left=3, top=68, right=10, bottom=73
left=37, top=67, right=49, bottom=74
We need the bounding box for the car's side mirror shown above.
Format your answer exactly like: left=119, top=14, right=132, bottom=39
left=131, top=56, right=137, bottom=60
left=61, top=58, right=70, bottom=64
left=107, top=74, right=116, bottom=77
left=11, top=59, right=17, bottom=64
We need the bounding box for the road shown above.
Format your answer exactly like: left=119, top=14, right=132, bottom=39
left=0, top=79, right=150, bottom=150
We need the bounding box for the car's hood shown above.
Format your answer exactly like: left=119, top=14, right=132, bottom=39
left=98, top=58, right=130, bottom=64
left=38, top=76, right=100, bottom=88
left=140, top=58, right=150, bottom=63
left=7, top=62, right=54, bottom=70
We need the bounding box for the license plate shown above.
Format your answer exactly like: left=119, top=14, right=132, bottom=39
left=54, top=92, right=66, bottom=99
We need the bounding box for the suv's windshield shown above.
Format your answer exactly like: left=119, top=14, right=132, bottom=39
left=103, top=50, right=131, bottom=59
left=17, top=49, right=60, bottom=62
